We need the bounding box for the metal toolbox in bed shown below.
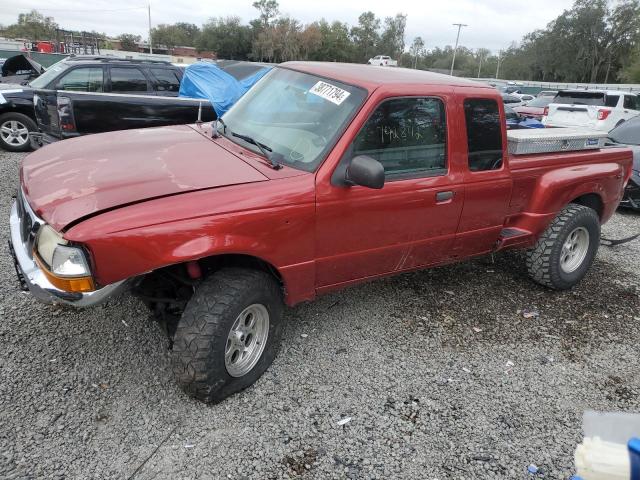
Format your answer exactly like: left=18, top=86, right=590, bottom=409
left=507, top=128, right=608, bottom=155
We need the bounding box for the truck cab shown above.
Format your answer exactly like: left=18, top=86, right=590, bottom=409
left=9, top=63, right=633, bottom=404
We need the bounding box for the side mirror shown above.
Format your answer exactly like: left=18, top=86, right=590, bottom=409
left=346, top=155, right=385, bottom=189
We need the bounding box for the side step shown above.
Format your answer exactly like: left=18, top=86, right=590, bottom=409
left=495, top=227, right=533, bottom=250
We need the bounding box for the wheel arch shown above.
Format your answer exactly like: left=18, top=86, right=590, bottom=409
left=196, top=253, right=285, bottom=289
left=0, top=102, right=38, bottom=121
left=569, top=192, right=604, bottom=219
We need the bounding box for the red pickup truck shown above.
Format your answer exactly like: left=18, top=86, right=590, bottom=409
left=9, top=63, right=633, bottom=403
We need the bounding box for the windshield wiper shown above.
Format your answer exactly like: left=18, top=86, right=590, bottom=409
left=231, top=132, right=282, bottom=170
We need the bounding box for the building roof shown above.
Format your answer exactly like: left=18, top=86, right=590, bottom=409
left=280, top=61, right=492, bottom=90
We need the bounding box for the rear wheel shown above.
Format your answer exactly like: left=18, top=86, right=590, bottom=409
left=0, top=112, right=36, bottom=152
left=171, top=268, right=284, bottom=403
left=526, top=204, right=600, bottom=290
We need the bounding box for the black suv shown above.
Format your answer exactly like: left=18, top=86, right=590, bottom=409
left=0, top=55, right=185, bottom=151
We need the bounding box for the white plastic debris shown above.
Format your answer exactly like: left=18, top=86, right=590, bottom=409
left=121, top=319, right=129, bottom=327
left=184, top=443, right=195, bottom=449
left=505, top=360, right=515, bottom=368
left=575, top=437, right=629, bottom=480
left=300, top=334, right=308, bottom=338
left=337, top=417, right=352, bottom=426
left=472, top=327, right=483, bottom=333
left=462, top=367, right=471, bottom=373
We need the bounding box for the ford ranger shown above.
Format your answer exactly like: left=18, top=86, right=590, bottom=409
left=9, top=62, right=633, bottom=403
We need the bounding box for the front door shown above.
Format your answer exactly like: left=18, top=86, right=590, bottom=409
left=315, top=96, right=464, bottom=290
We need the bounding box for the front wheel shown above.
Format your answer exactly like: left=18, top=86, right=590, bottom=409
left=0, top=112, right=36, bottom=152
left=526, top=204, right=600, bottom=290
left=171, top=268, right=284, bottom=403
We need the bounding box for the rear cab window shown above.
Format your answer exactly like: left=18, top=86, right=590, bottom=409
left=463, top=98, right=503, bottom=172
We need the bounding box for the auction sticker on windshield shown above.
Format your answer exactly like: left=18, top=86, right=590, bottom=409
left=309, top=81, right=351, bottom=105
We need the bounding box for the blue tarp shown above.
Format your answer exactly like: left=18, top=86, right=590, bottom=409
left=178, top=62, right=272, bottom=117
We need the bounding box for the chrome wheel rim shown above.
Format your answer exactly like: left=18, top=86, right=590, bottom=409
left=225, top=304, right=269, bottom=377
left=560, top=227, right=590, bottom=273
left=0, top=120, right=29, bottom=146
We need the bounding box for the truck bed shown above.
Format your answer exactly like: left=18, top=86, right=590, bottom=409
left=499, top=146, right=632, bottom=250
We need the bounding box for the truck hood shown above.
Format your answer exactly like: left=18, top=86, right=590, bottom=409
left=21, top=125, right=268, bottom=230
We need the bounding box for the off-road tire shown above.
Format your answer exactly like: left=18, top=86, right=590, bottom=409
left=171, top=268, right=284, bottom=403
left=0, top=112, right=36, bottom=152
left=526, top=204, right=600, bottom=290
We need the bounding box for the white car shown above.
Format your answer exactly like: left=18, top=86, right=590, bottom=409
left=367, top=55, right=397, bottom=67
left=502, top=93, right=534, bottom=108
left=543, top=89, right=639, bottom=131
left=512, top=93, right=536, bottom=104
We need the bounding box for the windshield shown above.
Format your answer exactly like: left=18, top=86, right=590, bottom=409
left=220, top=68, right=367, bottom=172
left=28, top=60, right=70, bottom=89
left=609, top=115, right=640, bottom=146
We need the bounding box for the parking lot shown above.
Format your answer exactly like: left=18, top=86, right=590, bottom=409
left=0, top=149, right=639, bottom=479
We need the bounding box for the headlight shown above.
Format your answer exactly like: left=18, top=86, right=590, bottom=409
left=36, top=225, right=91, bottom=277
left=51, top=245, right=91, bottom=277
left=37, top=225, right=67, bottom=266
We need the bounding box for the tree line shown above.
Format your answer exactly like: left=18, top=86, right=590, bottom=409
left=2, top=0, right=640, bottom=83
left=147, top=1, right=408, bottom=64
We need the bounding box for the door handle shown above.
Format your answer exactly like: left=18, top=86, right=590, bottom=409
left=435, top=191, right=454, bottom=203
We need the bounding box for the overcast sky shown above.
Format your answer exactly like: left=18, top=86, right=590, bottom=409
left=1, top=0, right=575, bottom=53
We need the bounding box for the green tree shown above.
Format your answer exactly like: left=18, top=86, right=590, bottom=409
left=118, top=33, right=141, bottom=52
left=350, top=12, right=380, bottom=62
left=252, top=0, right=279, bottom=29
left=377, top=14, right=407, bottom=61
left=309, top=20, right=353, bottom=62
left=197, top=17, right=252, bottom=59
left=409, top=36, right=425, bottom=68
left=152, top=23, right=200, bottom=49
left=0, top=10, right=58, bottom=41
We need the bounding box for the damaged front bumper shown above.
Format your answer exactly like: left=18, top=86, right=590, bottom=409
left=8, top=197, right=127, bottom=307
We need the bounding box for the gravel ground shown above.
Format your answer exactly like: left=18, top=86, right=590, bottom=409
left=1, top=149, right=639, bottom=480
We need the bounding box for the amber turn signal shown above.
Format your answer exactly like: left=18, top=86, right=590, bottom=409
left=34, top=255, right=95, bottom=293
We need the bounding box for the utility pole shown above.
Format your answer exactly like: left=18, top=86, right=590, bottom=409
left=477, top=51, right=483, bottom=78
left=148, top=3, right=153, bottom=54
left=495, top=50, right=502, bottom=79
left=450, top=23, right=468, bottom=76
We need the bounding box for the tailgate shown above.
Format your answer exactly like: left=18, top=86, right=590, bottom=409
left=547, top=104, right=598, bottom=127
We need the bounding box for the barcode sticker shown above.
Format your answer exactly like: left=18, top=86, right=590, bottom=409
left=309, top=81, right=350, bottom=105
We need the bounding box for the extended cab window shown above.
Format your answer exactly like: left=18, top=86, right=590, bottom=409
left=56, top=67, right=104, bottom=92
left=352, top=97, right=447, bottom=179
left=110, top=67, right=149, bottom=92
left=150, top=68, right=181, bottom=92
left=464, top=98, right=503, bottom=172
